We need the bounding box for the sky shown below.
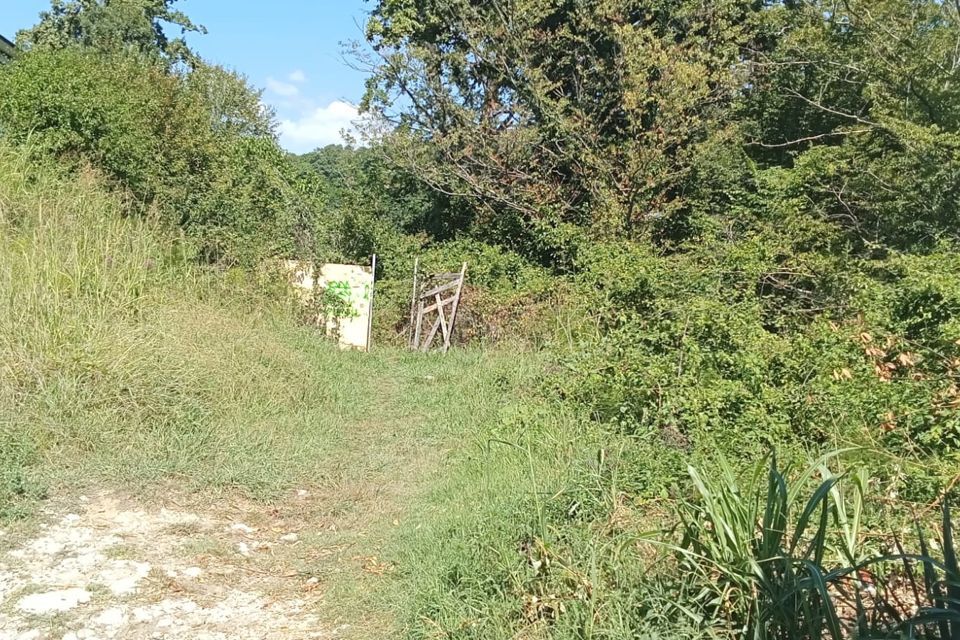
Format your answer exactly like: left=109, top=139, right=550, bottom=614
left=2, top=0, right=374, bottom=153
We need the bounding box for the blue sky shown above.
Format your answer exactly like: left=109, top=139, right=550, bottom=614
left=2, top=1, right=373, bottom=153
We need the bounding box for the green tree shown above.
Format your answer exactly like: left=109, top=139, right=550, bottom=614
left=743, top=0, right=960, bottom=251
left=0, top=45, right=319, bottom=264
left=362, top=0, right=765, bottom=260
left=16, top=0, right=204, bottom=65
left=299, top=143, right=457, bottom=255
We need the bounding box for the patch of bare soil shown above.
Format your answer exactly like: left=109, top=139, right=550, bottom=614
left=0, top=490, right=356, bottom=640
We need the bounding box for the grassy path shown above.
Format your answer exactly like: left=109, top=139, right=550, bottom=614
left=0, top=344, right=545, bottom=639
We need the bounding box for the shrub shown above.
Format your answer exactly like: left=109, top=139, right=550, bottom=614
left=0, top=47, right=312, bottom=264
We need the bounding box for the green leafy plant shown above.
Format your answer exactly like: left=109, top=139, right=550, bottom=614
left=669, top=454, right=867, bottom=639
left=843, top=503, right=960, bottom=640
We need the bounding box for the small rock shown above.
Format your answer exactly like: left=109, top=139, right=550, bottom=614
left=182, top=567, right=203, bottom=579
left=132, top=606, right=154, bottom=623
left=98, top=560, right=151, bottom=595
left=306, top=577, right=320, bottom=585
left=236, top=542, right=251, bottom=557
left=280, top=533, right=299, bottom=543
left=63, top=513, right=81, bottom=524
left=18, top=588, right=92, bottom=614
left=95, top=606, right=127, bottom=627
left=229, top=523, right=256, bottom=534
left=296, top=489, right=309, bottom=498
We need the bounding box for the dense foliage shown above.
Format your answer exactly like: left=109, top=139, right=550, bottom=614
left=4, top=0, right=960, bottom=638
left=350, top=0, right=960, bottom=485
left=0, top=1, right=319, bottom=263
left=356, top=0, right=960, bottom=637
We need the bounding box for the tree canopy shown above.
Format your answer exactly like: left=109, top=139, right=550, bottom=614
left=361, top=0, right=960, bottom=261
left=16, top=0, right=205, bottom=65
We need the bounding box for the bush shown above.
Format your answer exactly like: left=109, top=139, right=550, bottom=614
left=369, top=237, right=558, bottom=347
left=548, top=238, right=960, bottom=498
left=0, top=47, right=313, bottom=264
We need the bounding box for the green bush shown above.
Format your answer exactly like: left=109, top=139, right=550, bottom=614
left=0, top=47, right=315, bottom=264
left=547, top=238, right=960, bottom=502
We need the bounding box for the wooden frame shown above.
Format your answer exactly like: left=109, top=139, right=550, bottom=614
left=409, top=261, right=467, bottom=353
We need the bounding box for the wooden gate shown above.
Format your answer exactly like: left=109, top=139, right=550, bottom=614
left=408, top=260, right=467, bottom=353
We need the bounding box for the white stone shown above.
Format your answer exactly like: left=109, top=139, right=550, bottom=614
left=182, top=567, right=202, bottom=579
left=17, top=588, right=92, bottom=614
left=280, top=533, right=299, bottom=543
left=24, top=538, right=66, bottom=557
left=132, top=606, right=154, bottom=623
left=229, top=523, right=255, bottom=534
left=94, top=606, right=126, bottom=627
left=97, top=560, right=151, bottom=595
left=236, top=542, right=250, bottom=557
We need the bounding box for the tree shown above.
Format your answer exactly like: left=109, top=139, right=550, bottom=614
left=16, top=0, right=204, bottom=65
left=742, top=0, right=960, bottom=251
left=0, top=44, right=320, bottom=264
left=361, top=0, right=766, bottom=260
left=300, top=143, right=456, bottom=249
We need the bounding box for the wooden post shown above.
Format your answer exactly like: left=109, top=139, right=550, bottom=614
left=366, top=254, right=377, bottom=353
left=436, top=294, right=449, bottom=346
left=443, top=262, right=468, bottom=353
left=421, top=315, right=443, bottom=352
left=408, top=258, right=419, bottom=348
left=413, top=299, right=424, bottom=350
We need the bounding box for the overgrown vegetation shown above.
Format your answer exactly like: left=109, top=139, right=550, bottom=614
left=3, top=0, right=960, bottom=638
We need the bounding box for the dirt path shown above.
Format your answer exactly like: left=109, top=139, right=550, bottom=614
left=0, top=353, right=500, bottom=640
left=0, top=367, right=452, bottom=639
left=0, top=487, right=363, bottom=639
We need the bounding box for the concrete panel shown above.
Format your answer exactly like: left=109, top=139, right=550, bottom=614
left=282, top=260, right=374, bottom=350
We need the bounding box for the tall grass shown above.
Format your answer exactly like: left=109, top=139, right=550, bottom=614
left=668, top=455, right=960, bottom=640
left=0, top=143, right=375, bottom=517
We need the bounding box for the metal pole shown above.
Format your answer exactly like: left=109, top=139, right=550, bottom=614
left=366, top=254, right=377, bottom=353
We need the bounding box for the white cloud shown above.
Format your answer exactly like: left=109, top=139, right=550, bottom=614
left=288, top=70, right=307, bottom=84
left=278, top=100, right=365, bottom=153
left=266, top=77, right=300, bottom=98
